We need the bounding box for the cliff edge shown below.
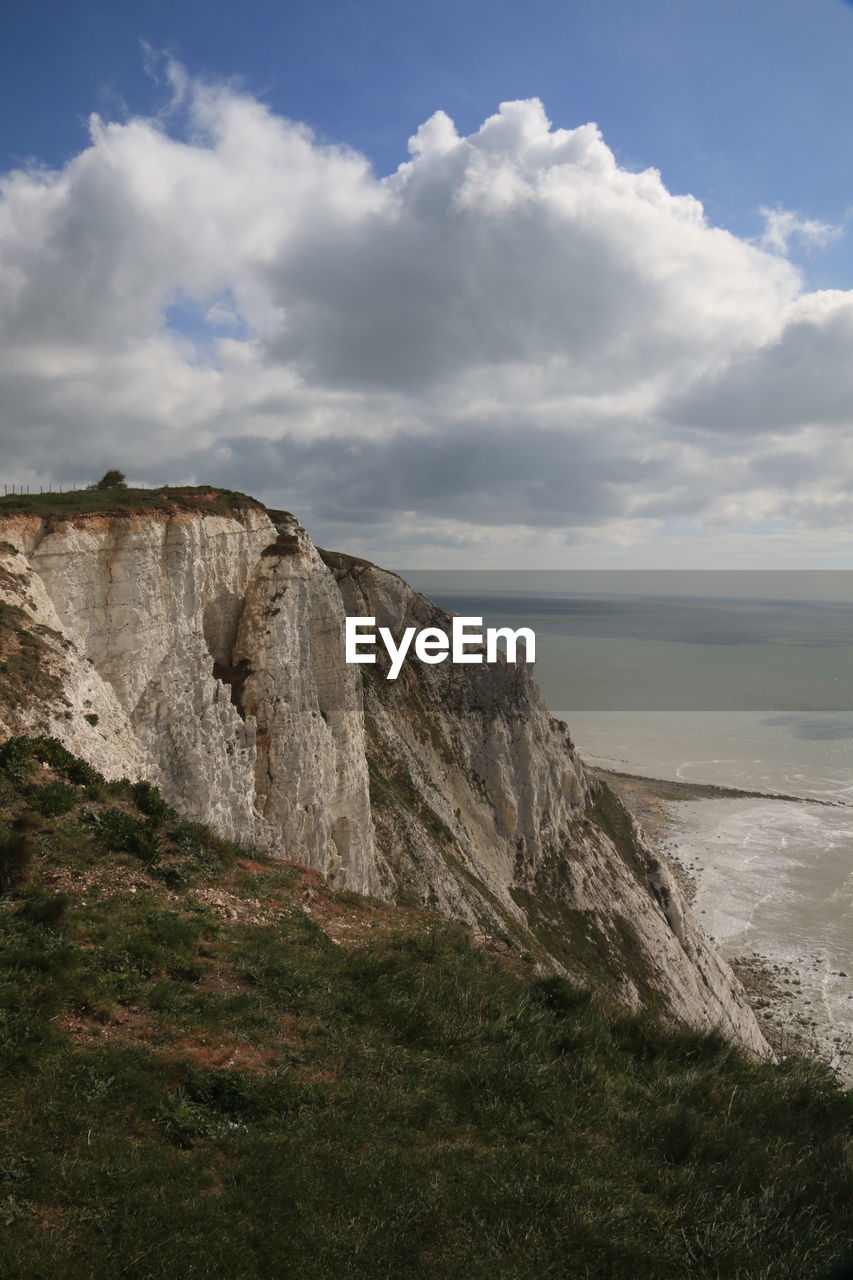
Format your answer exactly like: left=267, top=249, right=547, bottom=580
left=0, top=489, right=768, bottom=1057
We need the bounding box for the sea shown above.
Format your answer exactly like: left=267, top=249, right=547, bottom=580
left=407, top=575, right=853, bottom=1075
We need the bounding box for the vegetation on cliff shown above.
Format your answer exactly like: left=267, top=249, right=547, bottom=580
left=0, top=485, right=264, bottom=519
left=0, top=736, right=850, bottom=1278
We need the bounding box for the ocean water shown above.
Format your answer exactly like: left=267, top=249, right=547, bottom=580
left=557, top=709, right=853, bottom=802
left=415, top=581, right=853, bottom=1072
left=416, top=586, right=853, bottom=712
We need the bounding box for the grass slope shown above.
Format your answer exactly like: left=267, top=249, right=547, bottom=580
left=0, top=736, right=850, bottom=1279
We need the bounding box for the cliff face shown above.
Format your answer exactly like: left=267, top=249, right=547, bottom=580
left=324, top=552, right=767, bottom=1054
left=1, top=507, right=276, bottom=847
left=232, top=523, right=378, bottom=895
left=0, top=498, right=768, bottom=1057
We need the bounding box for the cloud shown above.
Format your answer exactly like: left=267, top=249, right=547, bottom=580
left=758, top=206, right=842, bottom=256
left=0, top=63, right=852, bottom=564
left=665, top=291, right=853, bottom=431
left=263, top=100, right=796, bottom=394
left=176, top=420, right=663, bottom=532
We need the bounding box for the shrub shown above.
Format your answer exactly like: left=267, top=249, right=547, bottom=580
left=130, top=780, right=171, bottom=820
left=31, top=737, right=104, bottom=787
left=92, top=470, right=127, bottom=490
left=28, top=781, right=78, bottom=817
left=0, top=735, right=105, bottom=788
left=0, top=818, right=38, bottom=893
left=81, top=807, right=159, bottom=859
left=0, top=738, right=37, bottom=784
left=15, top=892, right=69, bottom=927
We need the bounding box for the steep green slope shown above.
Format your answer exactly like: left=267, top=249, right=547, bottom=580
left=0, top=736, right=851, bottom=1279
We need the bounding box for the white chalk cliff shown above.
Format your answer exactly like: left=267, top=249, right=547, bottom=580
left=0, top=494, right=768, bottom=1058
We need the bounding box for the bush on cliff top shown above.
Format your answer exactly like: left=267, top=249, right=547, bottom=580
left=0, top=735, right=850, bottom=1280
left=91, top=469, right=127, bottom=490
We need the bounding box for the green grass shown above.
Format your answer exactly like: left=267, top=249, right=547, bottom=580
left=0, top=736, right=850, bottom=1278
left=0, top=486, right=263, bottom=519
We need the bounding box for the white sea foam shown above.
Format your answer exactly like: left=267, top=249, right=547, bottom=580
left=665, top=798, right=853, bottom=1079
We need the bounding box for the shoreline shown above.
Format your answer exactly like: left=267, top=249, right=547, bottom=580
left=596, top=767, right=852, bottom=1081
left=595, top=767, right=849, bottom=808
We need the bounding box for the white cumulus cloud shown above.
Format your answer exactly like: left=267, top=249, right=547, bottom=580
left=0, top=61, right=851, bottom=565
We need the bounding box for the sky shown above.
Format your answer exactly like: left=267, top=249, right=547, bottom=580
left=2, top=0, right=853, bottom=567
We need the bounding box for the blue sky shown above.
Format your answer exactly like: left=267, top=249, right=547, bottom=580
left=4, top=0, right=853, bottom=283
left=2, top=0, right=853, bottom=566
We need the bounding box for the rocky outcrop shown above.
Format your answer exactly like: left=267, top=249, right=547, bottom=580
left=0, top=496, right=769, bottom=1058
left=233, top=522, right=378, bottom=895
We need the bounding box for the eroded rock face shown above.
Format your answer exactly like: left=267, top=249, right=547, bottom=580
left=323, top=551, right=769, bottom=1058
left=2, top=509, right=276, bottom=846
left=233, top=523, right=378, bottom=895
left=0, top=503, right=769, bottom=1058
left=0, top=535, right=146, bottom=780
left=0, top=506, right=375, bottom=874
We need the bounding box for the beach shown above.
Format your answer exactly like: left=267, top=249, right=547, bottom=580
left=599, top=767, right=853, bottom=1081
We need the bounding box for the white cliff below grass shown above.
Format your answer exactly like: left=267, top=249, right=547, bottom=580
left=0, top=494, right=769, bottom=1059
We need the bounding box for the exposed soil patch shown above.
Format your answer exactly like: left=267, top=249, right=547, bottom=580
left=164, top=1033, right=277, bottom=1072
left=61, top=1006, right=156, bottom=1046
left=191, top=887, right=276, bottom=926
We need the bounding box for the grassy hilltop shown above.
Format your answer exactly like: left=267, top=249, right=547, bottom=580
left=0, top=736, right=851, bottom=1279
left=0, top=484, right=263, bottom=520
